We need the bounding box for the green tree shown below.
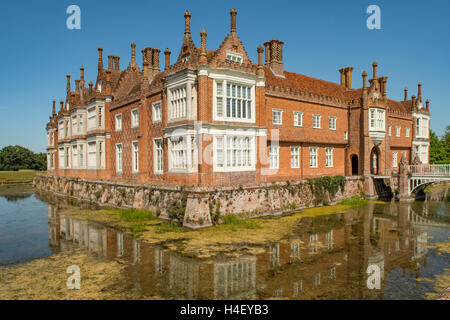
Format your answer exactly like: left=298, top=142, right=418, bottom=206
left=0, top=145, right=46, bottom=171
left=429, top=130, right=446, bottom=163
left=444, top=125, right=450, bottom=161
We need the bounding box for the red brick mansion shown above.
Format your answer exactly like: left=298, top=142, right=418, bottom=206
left=45, top=9, right=431, bottom=188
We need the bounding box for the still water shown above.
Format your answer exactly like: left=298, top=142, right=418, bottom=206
left=0, top=184, right=449, bottom=299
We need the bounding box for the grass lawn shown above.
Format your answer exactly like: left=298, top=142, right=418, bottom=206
left=0, top=170, right=42, bottom=184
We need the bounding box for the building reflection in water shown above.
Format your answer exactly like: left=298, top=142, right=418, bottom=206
left=46, top=200, right=443, bottom=300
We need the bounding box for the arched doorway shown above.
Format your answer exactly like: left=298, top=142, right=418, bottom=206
left=370, top=147, right=380, bottom=175
left=351, top=154, right=359, bottom=175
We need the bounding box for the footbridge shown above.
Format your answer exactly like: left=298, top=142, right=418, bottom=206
left=408, top=164, right=450, bottom=193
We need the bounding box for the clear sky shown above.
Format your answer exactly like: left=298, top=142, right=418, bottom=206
left=0, top=0, right=448, bottom=153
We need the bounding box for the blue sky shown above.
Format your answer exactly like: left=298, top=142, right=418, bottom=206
left=0, top=0, right=449, bottom=153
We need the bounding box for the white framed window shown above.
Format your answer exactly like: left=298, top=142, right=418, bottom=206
left=72, top=115, right=78, bottom=135
left=313, top=272, right=321, bottom=288
left=169, top=86, right=187, bottom=120
left=396, top=126, right=401, bottom=137
left=405, top=127, right=410, bottom=138
left=313, top=114, right=321, bottom=129
left=226, top=83, right=252, bottom=121
left=226, top=51, right=243, bottom=64
left=309, top=147, right=318, bottom=168
left=290, top=146, right=300, bottom=168
left=87, top=106, right=97, bottom=130
left=325, top=147, right=333, bottom=168
left=170, top=137, right=187, bottom=170
left=115, top=114, right=122, bottom=131
left=269, top=145, right=279, bottom=169
left=369, top=108, right=385, bottom=131
left=131, top=109, right=139, bottom=128
left=88, top=141, right=96, bottom=168
left=98, top=106, right=103, bottom=128
left=79, top=145, right=84, bottom=168
left=214, top=135, right=254, bottom=171
left=154, top=139, right=163, bottom=174
left=72, top=145, right=78, bottom=169
left=293, top=112, right=303, bottom=127
left=116, top=143, right=123, bottom=173
left=344, top=131, right=348, bottom=140
left=328, top=116, right=336, bottom=130
left=152, top=102, right=162, bottom=122
left=132, top=141, right=139, bottom=173
left=388, top=125, right=392, bottom=136
left=215, top=82, right=224, bottom=117
left=273, top=109, right=283, bottom=125
left=329, top=266, right=336, bottom=280
left=393, top=152, right=398, bottom=168
left=98, top=141, right=104, bottom=169
left=293, top=281, right=303, bottom=296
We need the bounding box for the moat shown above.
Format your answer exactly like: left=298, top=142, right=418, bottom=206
left=0, top=184, right=449, bottom=300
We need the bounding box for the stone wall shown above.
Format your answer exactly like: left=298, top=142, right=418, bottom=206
left=34, top=174, right=364, bottom=228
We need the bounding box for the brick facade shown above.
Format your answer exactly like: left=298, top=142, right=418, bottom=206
left=45, top=9, right=431, bottom=190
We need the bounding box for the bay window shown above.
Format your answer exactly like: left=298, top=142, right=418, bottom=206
left=214, top=80, right=254, bottom=122
left=169, top=86, right=187, bottom=120
left=369, top=108, right=385, bottom=131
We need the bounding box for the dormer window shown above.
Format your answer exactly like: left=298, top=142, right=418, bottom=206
left=181, top=55, right=190, bottom=63
left=226, top=51, right=243, bottom=65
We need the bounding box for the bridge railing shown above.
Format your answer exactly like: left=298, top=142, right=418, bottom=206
left=408, top=164, right=450, bottom=177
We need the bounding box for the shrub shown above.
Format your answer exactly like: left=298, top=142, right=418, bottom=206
left=119, top=208, right=155, bottom=222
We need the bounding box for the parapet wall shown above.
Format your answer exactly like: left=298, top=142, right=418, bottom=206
left=34, top=174, right=364, bottom=228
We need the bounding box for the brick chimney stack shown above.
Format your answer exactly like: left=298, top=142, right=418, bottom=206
left=230, top=9, right=237, bottom=35
left=143, top=61, right=149, bottom=83
left=404, top=88, right=408, bottom=101
left=66, top=74, right=71, bottom=93
left=426, top=100, right=429, bottom=111
left=164, top=48, right=171, bottom=70
left=75, top=80, right=80, bottom=92
left=98, top=47, right=103, bottom=70
left=113, top=56, right=120, bottom=70
left=372, top=61, right=378, bottom=79
left=362, top=71, right=367, bottom=89
left=264, top=40, right=284, bottom=76
left=60, top=101, right=64, bottom=111
left=380, top=76, right=387, bottom=97
left=199, top=29, right=207, bottom=65
left=80, top=66, right=85, bottom=88
left=339, top=67, right=354, bottom=89
left=257, top=45, right=264, bottom=78
left=184, top=10, right=191, bottom=36
left=52, top=100, right=56, bottom=115
left=108, top=55, right=113, bottom=69
left=417, top=83, right=422, bottom=101
left=89, top=81, right=93, bottom=91
left=152, top=49, right=160, bottom=76
left=412, top=95, right=416, bottom=108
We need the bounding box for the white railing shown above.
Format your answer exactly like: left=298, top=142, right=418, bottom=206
left=408, top=164, right=450, bottom=177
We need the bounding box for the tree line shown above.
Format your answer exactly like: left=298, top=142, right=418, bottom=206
left=430, top=125, right=450, bottom=164
left=0, top=145, right=46, bottom=171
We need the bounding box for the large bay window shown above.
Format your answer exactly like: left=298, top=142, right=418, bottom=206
left=87, top=107, right=97, bottom=131
left=214, top=134, right=256, bottom=172
left=214, top=79, right=254, bottom=122
left=167, top=134, right=197, bottom=172
left=88, top=142, right=96, bottom=168
left=369, top=108, right=385, bottom=131
left=415, top=117, right=429, bottom=138
left=169, top=86, right=187, bottom=120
